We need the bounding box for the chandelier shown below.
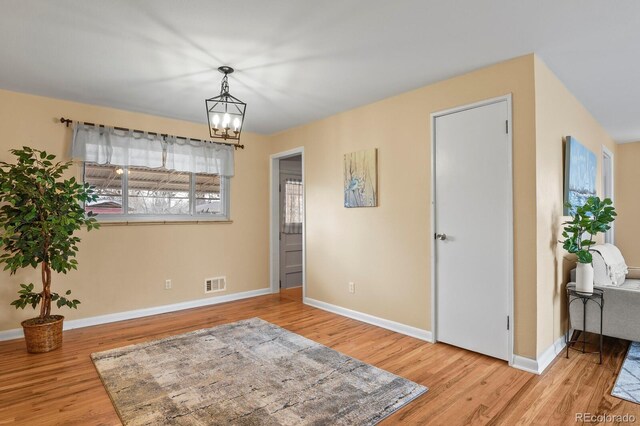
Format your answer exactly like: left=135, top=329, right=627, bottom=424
left=205, top=66, right=247, bottom=142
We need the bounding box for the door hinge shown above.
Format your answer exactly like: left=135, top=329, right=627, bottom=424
left=507, top=316, right=510, bottom=331
left=279, top=279, right=282, bottom=287
left=505, top=120, right=509, bottom=134
left=279, top=183, right=282, bottom=192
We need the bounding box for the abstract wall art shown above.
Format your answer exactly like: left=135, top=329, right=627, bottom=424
left=344, top=148, right=377, bottom=208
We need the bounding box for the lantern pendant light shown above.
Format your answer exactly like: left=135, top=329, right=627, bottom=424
left=205, top=66, right=247, bottom=142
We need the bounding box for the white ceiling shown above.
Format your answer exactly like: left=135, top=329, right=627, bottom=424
left=1, top=1, right=639, bottom=142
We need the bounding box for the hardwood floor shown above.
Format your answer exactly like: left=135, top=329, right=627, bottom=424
left=0, top=290, right=637, bottom=425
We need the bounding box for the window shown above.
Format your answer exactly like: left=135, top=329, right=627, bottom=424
left=282, top=179, right=303, bottom=234
left=83, top=163, right=228, bottom=221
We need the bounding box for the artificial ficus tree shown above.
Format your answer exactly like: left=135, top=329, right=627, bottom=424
left=560, top=196, right=617, bottom=263
left=0, top=147, right=99, bottom=321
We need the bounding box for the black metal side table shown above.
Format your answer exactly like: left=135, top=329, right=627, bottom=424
left=566, top=283, right=604, bottom=364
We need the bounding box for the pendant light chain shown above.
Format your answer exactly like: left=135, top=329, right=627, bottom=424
left=220, top=74, right=229, bottom=95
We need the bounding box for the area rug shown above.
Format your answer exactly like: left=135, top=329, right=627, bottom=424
left=612, top=341, right=640, bottom=404
left=91, top=317, right=428, bottom=425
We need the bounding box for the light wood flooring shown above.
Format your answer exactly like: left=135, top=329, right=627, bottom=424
left=0, top=287, right=637, bottom=425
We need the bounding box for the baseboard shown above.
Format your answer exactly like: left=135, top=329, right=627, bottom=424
left=0, top=328, right=25, bottom=342
left=303, top=297, right=433, bottom=342
left=0, top=288, right=271, bottom=342
left=511, top=355, right=540, bottom=374
left=512, top=331, right=570, bottom=375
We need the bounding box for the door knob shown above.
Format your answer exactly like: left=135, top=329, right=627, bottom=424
left=435, top=233, right=447, bottom=241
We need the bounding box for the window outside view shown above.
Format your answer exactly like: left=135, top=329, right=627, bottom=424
left=83, top=163, right=222, bottom=217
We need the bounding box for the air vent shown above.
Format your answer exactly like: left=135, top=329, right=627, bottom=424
left=204, top=276, right=226, bottom=294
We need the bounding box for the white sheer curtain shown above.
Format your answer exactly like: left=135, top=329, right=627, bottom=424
left=71, top=123, right=234, bottom=176
left=282, top=178, right=303, bottom=234
left=163, top=136, right=234, bottom=176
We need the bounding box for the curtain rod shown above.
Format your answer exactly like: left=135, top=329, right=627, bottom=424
left=58, top=117, right=245, bottom=150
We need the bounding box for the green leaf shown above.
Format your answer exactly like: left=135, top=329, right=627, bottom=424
left=577, top=250, right=593, bottom=264
left=0, top=148, right=92, bottom=313
left=559, top=196, right=617, bottom=258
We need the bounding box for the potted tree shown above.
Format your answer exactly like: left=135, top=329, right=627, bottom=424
left=561, top=196, right=616, bottom=294
left=0, top=147, right=99, bottom=353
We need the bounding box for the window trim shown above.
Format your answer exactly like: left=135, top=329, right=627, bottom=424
left=83, top=163, right=230, bottom=223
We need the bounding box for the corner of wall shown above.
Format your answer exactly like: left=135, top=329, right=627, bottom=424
left=511, top=54, right=539, bottom=360
left=531, top=54, right=617, bottom=361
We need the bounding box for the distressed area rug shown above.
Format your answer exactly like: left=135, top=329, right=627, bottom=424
left=91, top=317, right=427, bottom=425
left=612, top=341, right=640, bottom=404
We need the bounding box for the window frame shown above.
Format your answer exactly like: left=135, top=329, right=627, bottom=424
left=82, top=163, right=230, bottom=223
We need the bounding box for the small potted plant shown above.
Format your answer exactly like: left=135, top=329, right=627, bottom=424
left=0, top=147, right=99, bottom=353
left=561, top=196, right=616, bottom=294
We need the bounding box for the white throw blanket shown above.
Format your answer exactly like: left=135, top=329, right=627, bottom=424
left=591, top=244, right=628, bottom=286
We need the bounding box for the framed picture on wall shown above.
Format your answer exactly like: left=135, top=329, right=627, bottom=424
left=344, top=148, right=378, bottom=208
left=564, top=136, right=596, bottom=215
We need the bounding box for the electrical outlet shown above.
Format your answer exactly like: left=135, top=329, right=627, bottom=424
left=165, top=279, right=172, bottom=290
left=348, top=282, right=355, bottom=294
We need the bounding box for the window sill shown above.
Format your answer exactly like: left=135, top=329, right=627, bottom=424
left=96, top=220, right=233, bottom=226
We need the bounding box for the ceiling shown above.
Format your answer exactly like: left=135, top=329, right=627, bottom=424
left=1, top=1, right=639, bottom=142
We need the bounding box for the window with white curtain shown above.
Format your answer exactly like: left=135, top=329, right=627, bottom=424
left=73, top=123, right=232, bottom=222
left=283, top=178, right=303, bottom=233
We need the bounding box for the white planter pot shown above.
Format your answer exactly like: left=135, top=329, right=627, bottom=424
left=576, top=262, right=594, bottom=294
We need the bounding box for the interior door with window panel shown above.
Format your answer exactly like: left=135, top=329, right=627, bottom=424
left=280, top=172, right=303, bottom=289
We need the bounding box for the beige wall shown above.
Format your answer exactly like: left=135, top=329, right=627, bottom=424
left=0, top=89, right=271, bottom=331
left=1, top=54, right=619, bottom=362
left=270, top=54, right=540, bottom=358
left=616, top=142, right=640, bottom=266
left=533, top=57, right=617, bottom=356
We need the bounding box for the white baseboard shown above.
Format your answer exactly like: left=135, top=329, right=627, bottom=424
left=512, top=331, right=570, bottom=375
left=0, top=288, right=271, bottom=342
left=304, top=297, right=433, bottom=342
left=511, top=354, right=540, bottom=374
left=0, top=328, right=24, bottom=342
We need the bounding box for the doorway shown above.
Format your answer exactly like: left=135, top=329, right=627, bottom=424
left=602, top=146, right=615, bottom=244
left=431, top=95, right=514, bottom=362
left=270, top=148, right=305, bottom=299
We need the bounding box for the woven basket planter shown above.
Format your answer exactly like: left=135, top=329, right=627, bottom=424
left=21, top=315, right=64, bottom=353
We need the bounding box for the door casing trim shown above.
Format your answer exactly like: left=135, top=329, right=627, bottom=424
left=601, top=145, right=615, bottom=244
left=270, top=147, right=306, bottom=298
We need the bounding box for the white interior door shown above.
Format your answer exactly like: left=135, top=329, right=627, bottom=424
left=434, top=99, right=512, bottom=361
